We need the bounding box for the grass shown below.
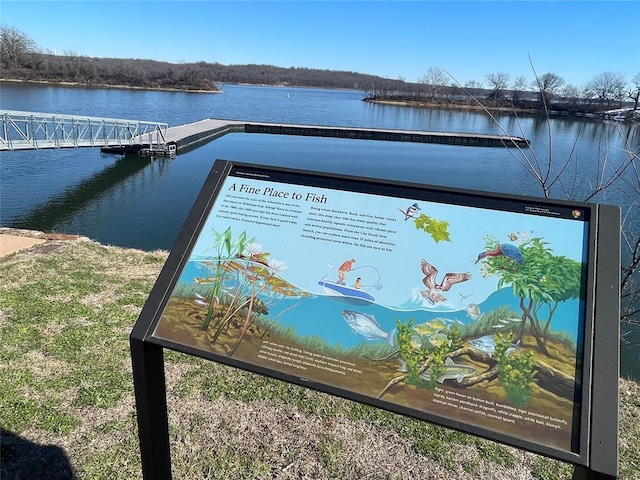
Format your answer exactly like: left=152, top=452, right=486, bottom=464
left=1, top=239, right=638, bottom=479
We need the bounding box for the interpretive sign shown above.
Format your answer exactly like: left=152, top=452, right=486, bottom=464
left=131, top=159, right=619, bottom=479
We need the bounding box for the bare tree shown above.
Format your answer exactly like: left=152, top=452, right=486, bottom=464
left=511, top=75, right=529, bottom=103
left=452, top=68, right=639, bottom=336
left=0, top=24, right=37, bottom=69
left=464, top=79, right=483, bottom=89
left=560, top=84, right=581, bottom=104
left=485, top=72, right=511, bottom=101
left=628, top=72, right=640, bottom=110
left=587, top=71, right=627, bottom=108
left=531, top=72, right=565, bottom=107
left=418, top=66, right=448, bottom=99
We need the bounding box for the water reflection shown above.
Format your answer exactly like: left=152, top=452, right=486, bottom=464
left=11, top=155, right=161, bottom=232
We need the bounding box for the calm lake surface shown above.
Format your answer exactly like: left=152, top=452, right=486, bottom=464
left=1, top=82, right=639, bottom=377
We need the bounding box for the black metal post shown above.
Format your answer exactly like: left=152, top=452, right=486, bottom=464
left=572, top=464, right=618, bottom=480
left=130, top=337, right=172, bottom=480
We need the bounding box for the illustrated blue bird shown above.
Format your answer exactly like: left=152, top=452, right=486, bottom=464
left=398, top=202, right=420, bottom=221
left=475, top=243, right=524, bottom=270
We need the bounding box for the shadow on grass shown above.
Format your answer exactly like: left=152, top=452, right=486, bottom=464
left=0, top=428, right=77, bottom=480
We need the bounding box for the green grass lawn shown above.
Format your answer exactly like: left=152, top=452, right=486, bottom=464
left=1, top=240, right=638, bottom=479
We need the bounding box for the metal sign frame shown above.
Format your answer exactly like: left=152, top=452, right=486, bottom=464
left=131, top=159, right=619, bottom=479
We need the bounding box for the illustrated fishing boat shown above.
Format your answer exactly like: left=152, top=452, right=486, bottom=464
left=317, top=263, right=383, bottom=305
left=318, top=279, right=376, bottom=303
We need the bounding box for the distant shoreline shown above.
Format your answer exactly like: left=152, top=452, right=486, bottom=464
left=363, top=97, right=639, bottom=121
left=0, top=77, right=221, bottom=94
left=363, top=98, right=540, bottom=115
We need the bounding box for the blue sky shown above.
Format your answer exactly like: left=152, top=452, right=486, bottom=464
left=2, top=1, right=639, bottom=88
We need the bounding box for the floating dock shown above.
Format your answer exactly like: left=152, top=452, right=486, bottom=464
left=102, top=118, right=530, bottom=156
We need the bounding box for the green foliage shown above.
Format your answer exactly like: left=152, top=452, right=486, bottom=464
left=413, top=213, right=451, bottom=243
left=495, top=333, right=536, bottom=407
left=474, top=439, right=516, bottom=467
left=395, top=319, right=464, bottom=389
left=318, top=435, right=343, bottom=475
left=479, top=235, right=584, bottom=352
left=447, top=326, right=464, bottom=350
left=480, top=236, right=583, bottom=304
left=424, top=348, right=446, bottom=390
left=396, top=318, right=427, bottom=386
left=530, top=457, right=574, bottom=480
left=201, top=227, right=255, bottom=331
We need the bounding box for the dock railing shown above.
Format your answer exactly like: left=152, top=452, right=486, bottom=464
left=0, top=110, right=168, bottom=153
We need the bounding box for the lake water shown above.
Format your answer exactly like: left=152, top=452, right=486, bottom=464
left=1, top=82, right=639, bottom=377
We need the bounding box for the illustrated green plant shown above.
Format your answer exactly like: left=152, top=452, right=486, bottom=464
left=413, top=213, right=451, bottom=243
left=396, top=319, right=430, bottom=387
left=447, top=327, right=463, bottom=351
left=495, top=333, right=536, bottom=407
left=395, top=319, right=463, bottom=389
left=424, top=348, right=446, bottom=390
left=201, top=227, right=254, bottom=330
left=479, top=235, right=583, bottom=355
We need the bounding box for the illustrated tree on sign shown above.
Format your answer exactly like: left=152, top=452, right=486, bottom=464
left=478, top=236, right=583, bottom=355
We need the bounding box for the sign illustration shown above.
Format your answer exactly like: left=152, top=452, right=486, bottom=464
left=150, top=161, right=595, bottom=456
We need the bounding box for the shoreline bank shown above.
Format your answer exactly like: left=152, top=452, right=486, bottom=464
left=363, top=98, right=640, bottom=122
left=0, top=77, right=221, bottom=94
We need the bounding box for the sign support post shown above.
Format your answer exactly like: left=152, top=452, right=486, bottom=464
left=130, top=336, right=172, bottom=480
left=572, top=464, right=617, bottom=480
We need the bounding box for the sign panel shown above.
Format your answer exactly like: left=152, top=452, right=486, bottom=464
left=144, top=159, right=602, bottom=463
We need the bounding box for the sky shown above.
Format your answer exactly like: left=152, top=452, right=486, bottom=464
left=2, top=0, right=639, bottom=88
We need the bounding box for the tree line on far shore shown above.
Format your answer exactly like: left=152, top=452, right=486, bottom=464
left=2, top=24, right=639, bottom=119
left=366, top=67, right=640, bottom=120
left=0, top=25, right=391, bottom=92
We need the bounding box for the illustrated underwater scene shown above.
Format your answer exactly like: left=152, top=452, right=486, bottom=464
left=152, top=174, right=591, bottom=453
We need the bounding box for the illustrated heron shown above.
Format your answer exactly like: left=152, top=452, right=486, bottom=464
left=475, top=243, right=524, bottom=270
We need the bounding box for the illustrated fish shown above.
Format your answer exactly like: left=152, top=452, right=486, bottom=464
left=420, top=288, right=446, bottom=304
left=397, top=202, right=421, bottom=221
left=412, top=322, right=437, bottom=336
left=420, top=358, right=476, bottom=384
left=194, top=277, right=216, bottom=285
left=469, top=335, right=519, bottom=357
left=409, top=333, right=423, bottom=350
left=427, top=332, right=452, bottom=348
left=425, top=318, right=450, bottom=331
left=397, top=359, right=409, bottom=372
left=341, top=310, right=395, bottom=345
left=465, top=303, right=482, bottom=320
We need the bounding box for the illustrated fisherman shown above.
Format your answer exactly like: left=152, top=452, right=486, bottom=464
left=337, top=258, right=355, bottom=285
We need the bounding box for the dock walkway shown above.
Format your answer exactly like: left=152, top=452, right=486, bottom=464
left=105, top=118, right=530, bottom=155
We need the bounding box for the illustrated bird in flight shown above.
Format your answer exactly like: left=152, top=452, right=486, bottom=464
left=420, top=259, right=472, bottom=304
